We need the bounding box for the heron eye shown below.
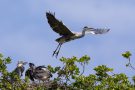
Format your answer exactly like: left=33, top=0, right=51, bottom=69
left=84, top=26, right=88, bottom=28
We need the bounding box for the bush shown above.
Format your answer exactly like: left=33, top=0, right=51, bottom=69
left=0, top=53, right=135, bottom=90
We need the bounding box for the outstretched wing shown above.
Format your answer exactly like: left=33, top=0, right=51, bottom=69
left=46, top=12, right=74, bottom=36
left=90, top=28, right=110, bottom=34
left=84, top=27, right=110, bottom=34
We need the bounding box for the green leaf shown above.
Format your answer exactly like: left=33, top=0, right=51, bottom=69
left=132, top=76, right=135, bottom=84
left=0, top=53, right=3, bottom=58
left=122, top=51, right=132, bottom=59
left=5, top=57, right=11, bottom=64
left=126, top=63, right=129, bottom=67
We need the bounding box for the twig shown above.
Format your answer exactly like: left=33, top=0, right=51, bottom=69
left=128, top=57, right=135, bottom=71
left=80, top=62, right=86, bottom=76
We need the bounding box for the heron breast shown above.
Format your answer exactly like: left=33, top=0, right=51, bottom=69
left=56, top=36, right=73, bottom=43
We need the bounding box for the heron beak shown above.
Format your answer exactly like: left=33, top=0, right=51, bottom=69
left=107, top=29, right=110, bottom=32
left=23, top=62, right=28, bottom=65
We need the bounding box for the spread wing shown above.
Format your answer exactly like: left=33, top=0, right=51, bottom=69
left=46, top=12, right=74, bottom=36
left=84, top=27, right=110, bottom=34
left=89, top=28, right=110, bottom=34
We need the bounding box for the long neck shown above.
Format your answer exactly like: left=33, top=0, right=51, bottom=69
left=81, top=29, right=88, bottom=37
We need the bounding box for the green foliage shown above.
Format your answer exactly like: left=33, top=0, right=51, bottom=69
left=0, top=53, right=135, bottom=90
left=122, top=51, right=135, bottom=71
left=122, top=51, right=132, bottom=59
left=132, top=76, right=135, bottom=85
left=0, top=53, right=29, bottom=90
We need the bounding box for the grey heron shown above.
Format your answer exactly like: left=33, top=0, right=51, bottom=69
left=25, top=63, right=35, bottom=82
left=13, top=61, right=27, bottom=77
left=25, top=63, right=52, bottom=82
left=9, top=61, right=27, bottom=84
left=46, top=12, right=110, bottom=58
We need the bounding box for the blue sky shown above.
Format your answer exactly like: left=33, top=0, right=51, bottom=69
left=0, top=0, right=135, bottom=78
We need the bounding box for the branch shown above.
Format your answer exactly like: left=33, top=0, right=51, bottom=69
left=127, top=57, right=135, bottom=71
left=79, top=62, right=86, bottom=76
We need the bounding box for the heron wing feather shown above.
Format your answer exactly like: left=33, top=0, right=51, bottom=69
left=89, top=28, right=110, bottom=34
left=46, top=12, right=74, bottom=36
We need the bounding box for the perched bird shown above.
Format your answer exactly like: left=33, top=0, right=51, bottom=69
left=8, top=61, right=27, bottom=84
left=25, top=63, right=52, bottom=82
left=25, top=63, right=35, bottom=82
left=46, top=12, right=110, bottom=58
left=13, top=61, right=27, bottom=77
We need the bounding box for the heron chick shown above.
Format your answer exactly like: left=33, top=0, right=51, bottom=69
left=13, top=61, right=27, bottom=77
left=25, top=63, right=52, bottom=83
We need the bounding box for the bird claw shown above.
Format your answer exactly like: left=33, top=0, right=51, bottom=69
left=55, top=54, right=58, bottom=58
left=55, top=51, right=59, bottom=58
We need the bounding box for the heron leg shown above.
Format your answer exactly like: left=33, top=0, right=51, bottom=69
left=52, top=43, right=61, bottom=56
left=55, top=43, right=62, bottom=58
left=21, top=73, right=23, bottom=76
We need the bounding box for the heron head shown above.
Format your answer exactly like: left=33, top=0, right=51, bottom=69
left=83, top=26, right=94, bottom=30
left=29, top=63, right=35, bottom=69
left=17, top=61, right=27, bottom=67
left=83, top=26, right=88, bottom=29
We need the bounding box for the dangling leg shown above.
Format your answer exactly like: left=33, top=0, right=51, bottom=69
left=55, top=43, right=62, bottom=58
left=52, top=43, right=61, bottom=57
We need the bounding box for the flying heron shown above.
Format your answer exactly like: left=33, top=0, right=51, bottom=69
left=46, top=12, right=110, bottom=58
left=25, top=63, right=52, bottom=82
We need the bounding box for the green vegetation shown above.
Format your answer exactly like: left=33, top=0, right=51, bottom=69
left=0, top=52, right=135, bottom=90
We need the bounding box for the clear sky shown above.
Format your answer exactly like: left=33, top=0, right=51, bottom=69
left=0, top=0, right=135, bottom=78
